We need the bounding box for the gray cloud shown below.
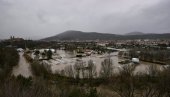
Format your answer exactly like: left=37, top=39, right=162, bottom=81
left=0, top=0, right=169, bottom=39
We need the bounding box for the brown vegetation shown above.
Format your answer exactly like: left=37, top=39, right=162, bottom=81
left=0, top=47, right=19, bottom=80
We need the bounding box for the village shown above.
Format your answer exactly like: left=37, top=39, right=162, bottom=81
left=5, top=36, right=168, bottom=78
left=1, top=36, right=170, bottom=97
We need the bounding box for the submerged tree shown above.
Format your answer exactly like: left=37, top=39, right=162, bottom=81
left=87, top=60, right=97, bottom=79
left=34, top=50, right=40, bottom=60
left=47, top=49, right=52, bottom=59
left=74, top=60, right=82, bottom=79
left=100, top=58, right=113, bottom=78
left=64, top=65, right=74, bottom=78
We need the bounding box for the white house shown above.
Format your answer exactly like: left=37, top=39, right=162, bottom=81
left=132, top=58, right=140, bottom=64
left=17, top=48, right=24, bottom=52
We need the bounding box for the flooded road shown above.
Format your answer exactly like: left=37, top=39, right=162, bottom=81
left=12, top=52, right=32, bottom=78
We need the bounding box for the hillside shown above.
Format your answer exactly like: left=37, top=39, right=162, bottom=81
left=125, top=32, right=145, bottom=35
left=42, top=30, right=119, bottom=41
left=41, top=30, right=170, bottom=41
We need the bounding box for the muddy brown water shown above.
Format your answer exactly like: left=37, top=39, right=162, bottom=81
left=12, top=50, right=165, bottom=77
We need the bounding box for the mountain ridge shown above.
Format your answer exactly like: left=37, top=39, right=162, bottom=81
left=125, top=32, right=145, bottom=35
left=41, top=30, right=170, bottom=41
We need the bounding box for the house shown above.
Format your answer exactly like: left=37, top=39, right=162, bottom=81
left=17, top=48, right=24, bottom=52
left=132, top=58, right=140, bottom=64
left=167, top=47, right=170, bottom=50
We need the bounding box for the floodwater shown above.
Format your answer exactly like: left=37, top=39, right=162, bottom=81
left=44, top=50, right=164, bottom=75
left=12, top=52, right=32, bottom=78
left=13, top=50, right=165, bottom=77
left=48, top=50, right=120, bottom=74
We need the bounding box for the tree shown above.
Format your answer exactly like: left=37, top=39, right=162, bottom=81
left=100, top=58, right=113, bottom=78
left=147, top=64, right=159, bottom=77
left=87, top=60, right=97, bottom=79
left=74, top=60, right=81, bottom=79
left=112, top=65, right=136, bottom=97
left=64, top=65, right=74, bottom=78
left=34, top=50, right=40, bottom=55
left=0, top=47, right=19, bottom=80
left=47, top=49, right=52, bottom=59
left=30, top=61, right=52, bottom=78
left=41, top=52, right=46, bottom=59
left=34, top=50, right=40, bottom=60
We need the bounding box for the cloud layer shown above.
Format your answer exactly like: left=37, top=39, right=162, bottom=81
left=0, top=0, right=169, bottom=39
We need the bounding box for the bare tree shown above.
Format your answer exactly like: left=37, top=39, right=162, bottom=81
left=47, top=49, right=52, bottom=59
left=74, top=60, right=85, bottom=79
left=80, top=61, right=86, bottom=79
left=100, top=58, right=113, bottom=78
left=112, top=65, right=136, bottom=97
left=64, top=65, right=74, bottom=78
left=87, top=60, right=97, bottom=79
left=140, top=65, right=170, bottom=97
left=120, top=64, right=136, bottom=77
left=147, top=64, right=159, bottom=77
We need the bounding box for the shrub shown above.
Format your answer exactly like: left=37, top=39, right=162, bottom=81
left=0, top=47, right=19, bottom=80
left=30, top=61, right=52, bottom=79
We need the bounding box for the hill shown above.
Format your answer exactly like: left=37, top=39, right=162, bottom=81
left=41, top=30, right=170, bottom=41
left=42, top=30, right=119, bottom=41
left=125, top=32, right=145, bottom=35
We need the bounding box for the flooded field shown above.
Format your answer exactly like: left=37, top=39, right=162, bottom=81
left=44, top=50, right=120, bottom=74
left=41, top=50, right=165, bottom=75
left=12, top=50, right=166, bottom=77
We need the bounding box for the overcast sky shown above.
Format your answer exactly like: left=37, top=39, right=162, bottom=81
left=0, top=0, right=170, bottom=39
